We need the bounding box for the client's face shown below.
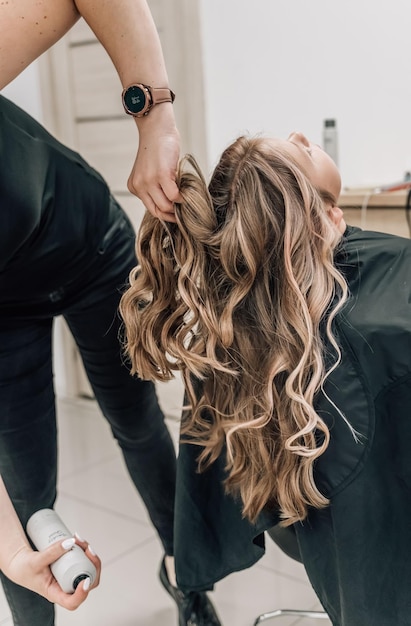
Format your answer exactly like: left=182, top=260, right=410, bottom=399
left=266, top=132, right=342, bottom=204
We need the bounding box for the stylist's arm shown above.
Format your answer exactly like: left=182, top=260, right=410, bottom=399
left=75, top=0, right=181, bottom=220
left=0, top=0, right=180, bottom=221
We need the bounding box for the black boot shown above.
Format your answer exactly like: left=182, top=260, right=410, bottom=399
left=159, top=558, right=222, bottom=626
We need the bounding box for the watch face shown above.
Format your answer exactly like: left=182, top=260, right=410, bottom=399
left=123, top=85, right=147, bottom=114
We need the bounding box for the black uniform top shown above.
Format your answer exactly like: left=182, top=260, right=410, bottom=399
left=174, top=226, right=411, bottom=626
left=0, top=95, right=112, bottom=311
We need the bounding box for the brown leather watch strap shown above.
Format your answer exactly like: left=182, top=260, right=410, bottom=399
left=150, top=87, right=176, bottom=105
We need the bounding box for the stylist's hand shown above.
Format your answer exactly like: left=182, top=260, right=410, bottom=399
left=5, top=536, right=101, bottom=610
left=128, top=104, right=181, bottom=222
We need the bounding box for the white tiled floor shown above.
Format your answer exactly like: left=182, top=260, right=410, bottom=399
left=0, top=389, right=331, bottom=626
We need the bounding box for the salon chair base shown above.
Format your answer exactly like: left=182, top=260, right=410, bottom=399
left=255, top=527, right=329, bottom=623
left=253, top=608, right=329, bottom=624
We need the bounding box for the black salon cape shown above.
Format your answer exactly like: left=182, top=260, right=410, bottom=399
left=174, top=226, right=411, bottom=626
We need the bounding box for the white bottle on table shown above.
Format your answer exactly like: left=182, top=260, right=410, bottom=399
left=323, top=118, right=339, bottom=166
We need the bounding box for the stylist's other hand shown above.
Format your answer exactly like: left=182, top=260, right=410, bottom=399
left=128, top=104, right=181, bottom=222
left=5, top=536, right=101, bottom=610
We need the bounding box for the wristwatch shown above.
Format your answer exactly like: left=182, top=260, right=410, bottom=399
left=122, top=83, right=175, bottom=117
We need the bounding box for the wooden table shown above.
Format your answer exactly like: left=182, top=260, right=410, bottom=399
left=338, top=188, right=410, bottom=238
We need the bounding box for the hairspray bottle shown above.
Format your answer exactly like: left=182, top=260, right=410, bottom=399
left=26, top=508, right=97, bottom=593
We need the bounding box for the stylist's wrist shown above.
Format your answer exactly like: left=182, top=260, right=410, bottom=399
left=134, top=101, right=177, bottom=134
left=128, top=103, right=181, bottom=218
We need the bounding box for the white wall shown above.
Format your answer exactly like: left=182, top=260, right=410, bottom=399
left=2, top=62, right=44, bottom=121
left=199, top=0, right=411, bottom=189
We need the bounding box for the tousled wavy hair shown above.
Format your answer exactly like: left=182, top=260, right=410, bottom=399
left=120, top=135, right=348, bottom=525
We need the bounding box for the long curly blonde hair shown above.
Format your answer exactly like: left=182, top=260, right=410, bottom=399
left=120, top=135, right=348, bottom=525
